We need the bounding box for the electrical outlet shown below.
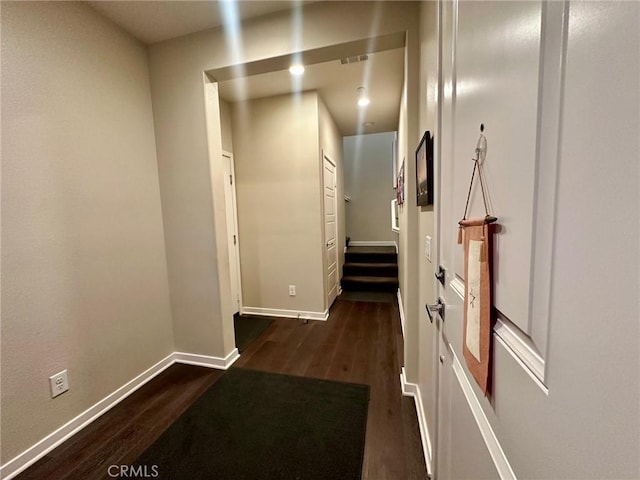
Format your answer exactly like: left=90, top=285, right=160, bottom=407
left=289, top=285, right=296, bottom=296
left=425, top=236, right=432, bottom=262
left=49, top=370, right=69, bottom=398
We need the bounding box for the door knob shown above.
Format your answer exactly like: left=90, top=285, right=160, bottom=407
left=425, top=297, right=445, bottom=323
left=435, top=265, right=446, bottom=284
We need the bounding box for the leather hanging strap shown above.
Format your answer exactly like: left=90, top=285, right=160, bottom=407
left=457, top=129, right=498, bottom=394
left=458, top=133, right=496, bottom=244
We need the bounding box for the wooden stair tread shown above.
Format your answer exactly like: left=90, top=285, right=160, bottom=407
left=342, top=275, right=399, bottom=284
left=342, top=247, right=398, bottom=292
left=343, top=262, right=398, bottom=268
left=346, top=246, right=396, bottom=254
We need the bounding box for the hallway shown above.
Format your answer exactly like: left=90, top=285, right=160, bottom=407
left=16, top=297, right=426, bottom=480
left=3, top=2, right=638, bottom=478
left=236, top=297, right=426, bottom=479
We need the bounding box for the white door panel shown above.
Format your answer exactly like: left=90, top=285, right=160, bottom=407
left=323, top=154, right=338, bottom=307
left=434, top=1, right=640, bottom=479
left=327, top=265, right=337, bottom=300
left=324, top=195, right=335, bottom=215
left=223, top=152, right=241, bottom=314
left=452, top=1, right=542, bottom=332
left=436, top=0, right=546, bottom=477
left=449, top=373, right=500, bottom=480
left=325, top=220, right=336, bottom=244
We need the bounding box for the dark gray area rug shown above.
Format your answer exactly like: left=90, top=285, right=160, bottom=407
left=128, top=368, right=370, bottom=480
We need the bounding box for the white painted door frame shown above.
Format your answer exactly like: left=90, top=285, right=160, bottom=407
left=322, top=151, right=339, bottom=308
left=222, top=150, right=243, bottom=315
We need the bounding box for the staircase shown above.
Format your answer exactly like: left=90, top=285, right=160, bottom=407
left=341, top=246, right=399, bottom=292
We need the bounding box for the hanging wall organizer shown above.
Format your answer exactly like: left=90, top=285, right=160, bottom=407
left=458, top=124, right=497, bottom=394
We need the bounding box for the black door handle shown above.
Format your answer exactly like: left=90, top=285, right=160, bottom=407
left=425, top=297, right=445, bottom=323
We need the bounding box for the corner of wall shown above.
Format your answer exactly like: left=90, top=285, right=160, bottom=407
left=203, top=79, right=236, bottom=357
left=397, top=15, right=422, bottom=384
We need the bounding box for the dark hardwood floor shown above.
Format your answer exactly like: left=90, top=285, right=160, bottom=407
left=16, top=295, right=426, bottom=480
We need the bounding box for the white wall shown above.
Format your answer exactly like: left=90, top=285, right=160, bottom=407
left=343, top=132, right=396, bottom=243
left=1, top=1, right=174, bottom=463
left=147, top=0, right=420, bottom=358
left=203, top=81, right=237, bottom=356
left=534, top=2, right=639, bottom=475
left=318, top=95, right=345, bottom=291
left=232, top=92, right=325, bottom=315
left=396, top=14, right=421, bottom=386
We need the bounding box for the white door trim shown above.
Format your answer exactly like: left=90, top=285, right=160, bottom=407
left=222, top=150, right=243, bottom=314
left=400, top=367, right=433, bottom=476
left=322, top=151, right=339, bottom=309
left=348, top=240, right=397, bottom=248
left=397, top=289, right=405, bottom=339
left=450, top=348, right=516, bottom=480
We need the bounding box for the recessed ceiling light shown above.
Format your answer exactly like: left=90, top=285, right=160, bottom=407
left=363, top=122, right=375, bottom=127
left=289, top=64, right=305, bottom=76
left=357, top=87, right=370, bottom=107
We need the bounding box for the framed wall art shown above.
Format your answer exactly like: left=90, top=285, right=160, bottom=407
left=416, top=131, right=434, bottom=206
left=397, top=157, right=405, bottom=205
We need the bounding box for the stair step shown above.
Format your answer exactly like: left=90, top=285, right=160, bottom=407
left=346, top=246, right=396, bottom=254
left=341, top=275, right=399, bottom=292
left=345, top=251, right=398, bottom=264
left=343, top=262, right=398, bottom=277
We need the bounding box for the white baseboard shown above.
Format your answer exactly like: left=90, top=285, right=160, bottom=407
left=397, top=289, right=405, bottom=339
left=450, top=351, right=516, bottom=479
left=174, top=348, right=240, bottom=370
left=1, top=349, right=240, bottom=480
left=241, top=306, right=328, bottom=321
left=400, top=367, right=433, bottom=477
left=0, top=353, right=175, bottom=480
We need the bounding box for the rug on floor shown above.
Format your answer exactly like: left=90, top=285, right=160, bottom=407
left=128, top=368, right=370, bottom=480
left=234, top=315, right=273, bottom=352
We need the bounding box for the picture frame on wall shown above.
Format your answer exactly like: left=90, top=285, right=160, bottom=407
left=397, top=157, right=405, bottom=205
left=392, top=132, right=398, bottom=188
left=416, top=131, right=434, bottom=206
left=391, top=199, right=400, bottom=233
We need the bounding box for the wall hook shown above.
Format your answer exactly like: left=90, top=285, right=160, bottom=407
left=475, top=129, right=487, bottom=165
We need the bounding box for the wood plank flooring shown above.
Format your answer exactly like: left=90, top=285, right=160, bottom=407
left=15, top=296, right=426, bottom=480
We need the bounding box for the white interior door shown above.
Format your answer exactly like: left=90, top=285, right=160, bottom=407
left=223, top=152, right=241, bottom=315
left=434, top=2, right=473, bottom=474
left=323, top=153, right=338, bottom=307
left=434, top=1, right=524, bottom=476
left=434, top=0, right=565, bottom=478
left=431, top=1, right=640, bottom=479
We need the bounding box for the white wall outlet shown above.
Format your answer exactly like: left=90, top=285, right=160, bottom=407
left=289, top=285, right=296, bottom=296
left=49, top=370, right=69, bottom=398
left=425, top=235, right=432, bottom=262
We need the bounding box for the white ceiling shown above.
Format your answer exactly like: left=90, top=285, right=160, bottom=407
left=88, top=1, right=315, bottom=45
left=88, top=0, right=403, bottom=135
left=217, top=48, right=404, bottom=135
